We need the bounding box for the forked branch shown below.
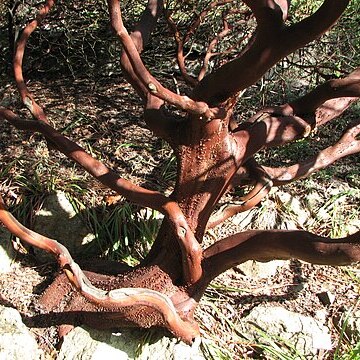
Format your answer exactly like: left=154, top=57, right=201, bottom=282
left=211, top=117, right=360, bottom=226
left=207, top=160, right=273, bottom=229
left=120, top=0, right=164, bottom=99
left=0, top=108, right=202, bottom=284
left=164, top=11, right=198, bottom=87
left=108, top=0, right=219, bottom=119
left=0, top=196, right=199, bottom=343
left=287, top=67, right=360, bottom=117
left=234, top=112, right=312, bottom=162
left=236, top=67, right=360, bottom=161
left=193, top=0, right=350, bottom=105
left=262, top=119, right=360, bottom=185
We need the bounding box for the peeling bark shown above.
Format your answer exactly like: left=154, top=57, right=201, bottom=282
left=0, top=0, right=359, bottom=343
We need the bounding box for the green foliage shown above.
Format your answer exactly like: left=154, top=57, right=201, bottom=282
left=333, top=300, right=360, bottom=360
left=69, top=196, right=162, bottom=265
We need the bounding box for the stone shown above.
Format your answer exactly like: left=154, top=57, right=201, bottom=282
left=317, top=291, right=336, bottom=306
left=237, top=260, right=286, bottom=279
left=58, top=327, right=205, bottom=360
left=279, top=219, right=298, bottom=230
left=0, top=305, right=43, bottom=360
left=232, top=209, right=256, bottom=228
left=275, top=191, right=310, bottom=226
left=241, top=306, right=332, bottom=356
left=0, top=227, right=16, bottom=273
left=305, top=191, right=323, bottom=212
left=314, top=309, right=328, bottom=325
left=33, top=191, right=95, bottom=261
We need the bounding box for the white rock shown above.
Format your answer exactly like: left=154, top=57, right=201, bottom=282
left=0, top=305, right=43, bottom=360
left=305, top=191, right=323, bottom=212
left=237, top=260, right=286, bottom=279
left=34, top=191, right=95, bottom=260
left=275, top=191, right=310, bottom=226
left=232, top=209, right=256, bottom=228
left=242, top=306, right=332, bottom=356
left=58, top=327, right=205, bottom=360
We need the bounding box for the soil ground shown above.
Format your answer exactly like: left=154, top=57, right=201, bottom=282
left=0, top=4, right=360, bottom=354
left=0, top=74, right=359, bottom=359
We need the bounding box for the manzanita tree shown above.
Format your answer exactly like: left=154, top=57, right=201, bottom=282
left=0, top=0, right=360, bottom=344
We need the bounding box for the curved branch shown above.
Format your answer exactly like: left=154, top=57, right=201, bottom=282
left=13, top=0, right=55, bottom=123
left=261, top=119, right=360, bottom=185
left=288, top=67, right=360, bottom=116
left=283, top=0, right=349, bottom=50
left=234, top=112, right=312, bottom=162
left=198, top=12, right=231, bottom=81
left=206, top=180, right=271, bottom=229
left=314, top=97, right=359, bottom=128
left=240, top=69, right=359, bottom=158
left=278, top=67, right=360, bottom=127
left=193, top=0, right=349, bottom=105
left=207, top=159, right=272, bottom=229
left=242, top=0, right=287, bottom=25
left=173, top=0, right=234, bottom=85
left=0, top=107, right=202, bottom=285
left=164, top=11, right=198, bottom=87
left=116, top=1, right=184, bottom=141
left=107, top=0, right=219, bottom=119
left=0, top=196, right=199, bottom=344
left=120, top=0, right=164, bottom=99
left=200, top=228, right=360, bottom=290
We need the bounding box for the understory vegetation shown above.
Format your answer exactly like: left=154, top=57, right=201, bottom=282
left=0, top=1, right=359, bottom=358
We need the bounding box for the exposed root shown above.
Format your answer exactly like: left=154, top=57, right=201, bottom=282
left=0, top=196, right=199, bottom=343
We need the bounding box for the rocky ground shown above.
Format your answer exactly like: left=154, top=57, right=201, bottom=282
left=0, top=74, right=360, bottom=359
left=0, top=186, right=359, bottom=359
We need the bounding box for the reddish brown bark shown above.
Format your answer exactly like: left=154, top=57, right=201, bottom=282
left=1, top=0, right=360, bottom=343
left=13, top=0, right=54, bottom=123
left=195, top=229, right=360, bottom=298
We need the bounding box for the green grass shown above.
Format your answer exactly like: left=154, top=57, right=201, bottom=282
left=68, top=195, right=162, bottom=265
left=1, top=1, right=360, bottom=358
left=333, top=300, right=360, bottom=360
left=251, top=326, right=307, bottom=360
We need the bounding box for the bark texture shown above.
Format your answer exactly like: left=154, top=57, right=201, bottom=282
left=0, top=0, right=359, bottom=343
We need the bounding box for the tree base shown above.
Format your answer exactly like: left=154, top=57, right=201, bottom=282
left=38, top=263, right=198, bottom=342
